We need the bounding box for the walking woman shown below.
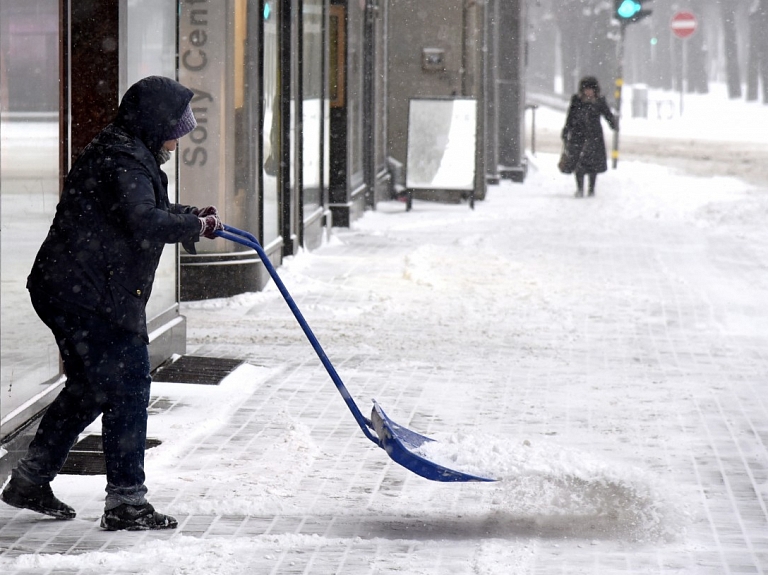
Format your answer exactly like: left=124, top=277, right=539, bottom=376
left=561, top=76, right=618, bottom=197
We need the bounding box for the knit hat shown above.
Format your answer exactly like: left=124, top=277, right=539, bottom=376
left=166, top=103, right=197, bottom=140
left=579, top=76, right=600, bottom=93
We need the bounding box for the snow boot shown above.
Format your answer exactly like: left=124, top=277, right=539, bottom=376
left=100, top=502, right=177, bottom=531
left=574, top=189, right=584, bottom=198
left=1, top=476, right=76, bottom=519
left=587, top=188, right=595, bottom=197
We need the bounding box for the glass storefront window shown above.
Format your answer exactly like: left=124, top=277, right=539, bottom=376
left=0, top=0, right=62, bottom=433
left=303, top=0, right=324, bottom=213
left=347, top=0, right=364, bottom=187
left=0, top=0, right=181, bottom=437
left=263, top=0, right=280, bottom=245
left=121, top=0, right=179, bottom=322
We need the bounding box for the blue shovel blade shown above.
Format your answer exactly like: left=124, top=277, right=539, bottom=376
left=370, top=401, right=496, bottom=482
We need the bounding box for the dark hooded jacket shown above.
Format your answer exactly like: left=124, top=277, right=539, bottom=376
left=562, top=94, right=617, bottom=174
left=27, top=76, right=202, bottom=342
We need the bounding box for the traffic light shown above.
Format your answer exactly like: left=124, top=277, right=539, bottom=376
left=614, top=0, right=652, bottom=25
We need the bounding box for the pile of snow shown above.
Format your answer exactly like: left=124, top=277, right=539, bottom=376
left=417, top=433, right=690, bottom=542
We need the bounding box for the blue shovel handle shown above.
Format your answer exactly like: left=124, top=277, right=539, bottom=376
left=215, top=225, right=381, bottom=446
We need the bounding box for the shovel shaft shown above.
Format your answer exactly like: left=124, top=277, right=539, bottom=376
left=216, top=225, right=380, bottom=445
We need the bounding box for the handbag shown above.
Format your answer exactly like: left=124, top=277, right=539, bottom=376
left=558, top=145, right=574, bottom=174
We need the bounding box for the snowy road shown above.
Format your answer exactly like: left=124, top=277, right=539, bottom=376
left=535, top=124, right=768, bottom=187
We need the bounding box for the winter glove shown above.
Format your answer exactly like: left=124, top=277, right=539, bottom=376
left=199, top=214, right=224, bottom=239
left=192, top=205, right=219, bottom=218
left=191, top=205, right=218, bottom=217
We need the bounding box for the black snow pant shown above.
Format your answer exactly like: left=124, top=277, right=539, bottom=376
left=13, top=290, right=152, bottom=511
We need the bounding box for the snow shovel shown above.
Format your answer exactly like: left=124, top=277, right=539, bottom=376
left=216, top=225, right=495, bottom=482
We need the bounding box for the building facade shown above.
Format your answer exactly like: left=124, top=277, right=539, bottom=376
left=0, top=0, right=527, bottom=475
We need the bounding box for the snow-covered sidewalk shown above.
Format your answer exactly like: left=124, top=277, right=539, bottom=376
left=1, top=151, right=767, bottom=574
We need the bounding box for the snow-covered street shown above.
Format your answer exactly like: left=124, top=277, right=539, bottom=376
left=1, top=92, right=768, bottom=573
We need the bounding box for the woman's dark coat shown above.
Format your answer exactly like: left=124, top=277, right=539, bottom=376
left=562, top=95, right=617, bottom=174
left=27, top=76, right=201, bottom=342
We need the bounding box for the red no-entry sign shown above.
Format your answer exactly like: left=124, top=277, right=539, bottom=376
left=671, top=11, right=697, bottom=39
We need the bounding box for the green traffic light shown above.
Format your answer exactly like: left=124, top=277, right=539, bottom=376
left=617, top=0, right=641, bottom=18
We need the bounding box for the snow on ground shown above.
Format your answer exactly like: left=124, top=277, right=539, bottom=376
left=2, top=85, right=767, bottom=573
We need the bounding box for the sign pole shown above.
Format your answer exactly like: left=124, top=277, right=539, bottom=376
left=680, top=40, right=686, bottom=116
left=670, top=11, right=698, bottom=118
left=612, top=23, right=626, bottom=169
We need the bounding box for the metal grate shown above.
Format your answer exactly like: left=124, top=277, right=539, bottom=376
left=60, top=435, right=162, bottom=476
left=151, top=355, right=244, bottom=385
